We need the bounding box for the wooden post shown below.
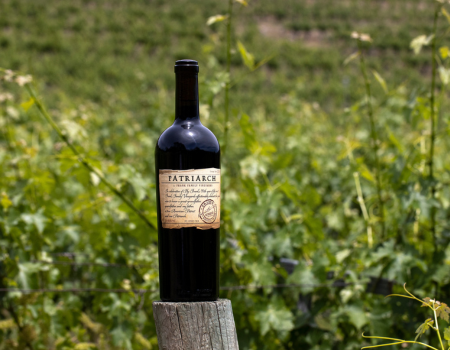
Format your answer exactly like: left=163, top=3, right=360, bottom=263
left=153, top=299, right=239, bottom=350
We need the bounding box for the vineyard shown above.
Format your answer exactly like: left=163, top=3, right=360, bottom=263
left=1, top=0, right=450, bottom=349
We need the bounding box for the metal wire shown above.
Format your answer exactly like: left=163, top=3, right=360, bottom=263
left=31, top=260, right=153, bottom=268
left=7, top=256, right=365, bottom=294
left=10, top=255, right=369, bottom=294
left=0, top=281, right=358, bottom=294
left=220, top=281, right=354, bottom=291
left=0, top=288, right=149, bottom=293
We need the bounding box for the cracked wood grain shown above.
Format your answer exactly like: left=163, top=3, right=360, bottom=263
left=153, top=299, right=238, bottom=350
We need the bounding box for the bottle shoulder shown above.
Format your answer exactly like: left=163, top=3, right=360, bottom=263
left=156, top=120, right=220, bottom=153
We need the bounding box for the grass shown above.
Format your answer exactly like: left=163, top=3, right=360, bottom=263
left=0, top=0, right=443, bottom=115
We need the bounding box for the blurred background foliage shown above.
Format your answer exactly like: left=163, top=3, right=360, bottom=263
left=1, top=0, right=450, bottom=349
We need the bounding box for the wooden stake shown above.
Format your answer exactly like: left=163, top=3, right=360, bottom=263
left=153, top=299, right=239, bottom=350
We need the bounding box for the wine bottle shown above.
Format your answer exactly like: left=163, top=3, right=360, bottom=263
left=155, top=59, right=220, bottom=301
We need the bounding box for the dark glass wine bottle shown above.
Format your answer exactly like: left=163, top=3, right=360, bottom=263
left=155, top=59, right=220, bottom=301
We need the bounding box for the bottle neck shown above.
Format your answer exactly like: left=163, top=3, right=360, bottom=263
left=175, top=71, right=199, bottom=120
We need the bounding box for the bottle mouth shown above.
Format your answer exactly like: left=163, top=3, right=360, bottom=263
left=174, top=59, right=199, bottom=73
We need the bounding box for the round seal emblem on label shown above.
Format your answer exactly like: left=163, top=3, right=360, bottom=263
left=199, top=199, right=217, bottom=224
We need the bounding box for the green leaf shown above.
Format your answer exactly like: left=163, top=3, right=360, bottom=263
left=59, top=226, right=80, bottom=244
left=436, top=302, right=450, bottom=322
left=287, top=263, right=319, bottom=294
left=387, top=127, right=404, bottom=153
left=445, top=327, right=450, bottom=340
left=206, top=14, right=228, bottom=26
left=301, top=186, right=321, bottom=209
left=414, top=318, right=433, bottom=341
left=239, top=113, right=259, bottom=153
left=314, top=313, right=334, bottom=331
left=260, top=141, right=277, bottom=156
left=6, top=106, right=19, bottom=119
left=410, top=34, right=434, bottom=55
left=18, top=262, right=46, bottom=289
left=118, top=164, right=150, bottom=200
left=280, top=181, right=301, bottom=206
left=422, top=297, right=432, bottom=308
left=0, top=319, right=17, bottom=330
left=345, top=305, right=368, bottom=329
left=90, top=172, right=101, bottom=186
left=441, top=309, right=450, bottom=322
left=60, top=120, right=87, bottom=141
left=80, top=313, right=102, bottom=334
left=444, top=327, right=450, bottom=346
left=26, top=170, right=56, bottom=196
left=237, top=41, right=255, bottom=70
left=135, top=332, right=152, bottom=349
left=1, top=192, right=12, bottom=211
left=239, top=154, right=268, bottom=179
left=21, top=98, right=35, bottom=112
left=359, top=164, right=375, bottom=183
left=372, top=70, right=388, bottom=94
left=264, top=229, right=293, bottom=257
left=111, top=325, right=132, bottom=349
left=336, top=249, right=351, bottom=263
left=58, top=148, right=80, bottom=173
left=21, top=210, right=48, bottom=234
left=247, top=259, right=276, bottom=286
left=343, top=51, right=360, bottom=66
left=205, top=71, right=229, bottom=96
left=128, top=175, right=150, bottom=201
left=74, top=343, right=96, bottom=350
left=254, top=297, right=294, bottom=336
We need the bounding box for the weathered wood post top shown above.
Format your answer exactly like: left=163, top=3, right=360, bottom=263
left=153, top=299, right=239, bottom=349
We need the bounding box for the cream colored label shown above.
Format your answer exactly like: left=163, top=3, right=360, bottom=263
left=159, top=168, right=220, bottom=229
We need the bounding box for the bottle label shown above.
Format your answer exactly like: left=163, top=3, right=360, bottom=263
left=159, top=168, right=220, bottom=229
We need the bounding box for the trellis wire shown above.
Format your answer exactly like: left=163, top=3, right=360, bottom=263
left=11, top=255, right=373, bottom=295
left=0, top=281, right=360, bottom=294
left=31, top=260, right=153, bottom=268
